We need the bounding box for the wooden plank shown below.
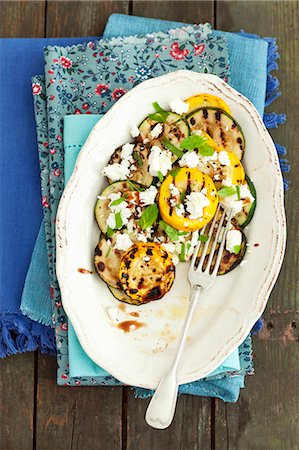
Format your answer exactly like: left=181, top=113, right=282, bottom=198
left=132, top=0, right=215, bottom=25
left=46, top=0, right=129, bottom=37
left=0, top=353, right=35, bottom=450
left=0, top=1, right=46, bottom=37
left=36, top=354, right=123, bottom=450
left=215, top=1, right=299, bottom=448
left=126, top=389, right=212, bottom=450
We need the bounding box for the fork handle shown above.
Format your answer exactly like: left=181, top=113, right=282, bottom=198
left=145, top=285, right=202, bottom=429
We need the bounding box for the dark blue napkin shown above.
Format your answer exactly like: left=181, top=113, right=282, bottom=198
left=0, top=37, right=93, bottom=357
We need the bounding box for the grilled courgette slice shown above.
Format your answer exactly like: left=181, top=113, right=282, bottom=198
left=187, top=107, right=245, bottom=160
left=119, top=242, right=175, bottom=304
left=107, top=143, right=153, bottom=187
left=95, top=181, right=135, bottom=234
left=94, top=235, right=124, bottom=289
left=159, top=167, right=218, bottom=231
left=235, top=176, right=256, bottom=228
left=139, top=112, right=189, bottom=151
left=108, top=285, right=142, bottom=306
left=184, top=94, right=232, bottom=114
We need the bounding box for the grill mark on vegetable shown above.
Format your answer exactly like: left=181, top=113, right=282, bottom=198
left=234, top=164, right=239, bottom=168
left=97, top=261, right=105, bottom=272
left=166, top=265, right=175, bottom=273
left=138, top=277, right=144, bottom=289
left=129, top=289, right=138, bottom=294
left=117, top=281, right=123, bottom=289
left=146, top=248, right=153, bottom=256
left=186, top=171, right=192, bottom=196
left=215, top=111, right=221, bottom=121
left=122, top=272, right=128, bottom=279
left=237, top=137, right=242, bottom=144
left=145, top=286, right=162, bottom=300
left=206, top=126, right=211, bottom=136
left=94, top=246, right=102, bottom=257
left=169, top=206, right=173, bottom=216
left=124, top=259, right=131, bottom=269
left=203, top=108, right=208, bottom=119
left=190, top=117, right=195, bottom=125
left=231, top=122, right=236, bottom=129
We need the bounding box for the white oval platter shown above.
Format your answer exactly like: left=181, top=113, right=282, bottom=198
left=56, top=71, right=286, bottom=389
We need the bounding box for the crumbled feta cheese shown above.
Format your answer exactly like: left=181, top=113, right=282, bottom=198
left=139, top=186, right=158, bottom=206
left=148, top=145, right=172, bottom=177
left=162, top=242, right=176, bottom=253
left=218, top=151, right=230, bottom=166
left=137, top=233, right=147, bottom=243
left=106, top=213, right=116, bottom=229
left=108, top=192, right=121, bottom=203
left=213, top=173, right=221, bottom=181
left=169, top=99, right=189, bottom=115
left=131, top=164, right=137, bottom=171
left=240, top=260, right=247, bottom=268
left=239, top=183, right=255, bottom=203
left=199, top=151, right=218, bottom=164
left=193, top=129, right=204, bottom=136
left=97, top=195, right=106, bottom=200
left=172, top=254, right=179, bottom=265
left=179, top=151, right=200, bottom=168
left=150, top=123, right=163, bottom=139
left=114, top=233, right=134, bottom=251
left=120, top=143, right=134, bottom=161
left=176, top=204, right=184, bottom=217
left=201, top=187, right=207, bottom=195
left=143, top=138, right=150, bottom=144
left=185, top=191, right=210, bottom=219
left=102, top=160, right=130, bottom=181
left=130, top=124, right=140, bottom=138
left=188, top=230, right=199, bottom=255
left=220, top=197, right=243, bottom=214
left=169, top=183, right=180, bottom=198
left=226, top=229, right=242, bottom=253
left=143, top=256, right=150, bottom=262
left=222, top=177, right=233, bottom=187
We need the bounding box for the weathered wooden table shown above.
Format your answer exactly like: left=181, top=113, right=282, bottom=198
left=1, top=1, right=298, bottom=449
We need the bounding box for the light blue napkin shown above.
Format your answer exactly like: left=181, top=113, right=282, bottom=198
left=64, top=114, right=241, bottom=379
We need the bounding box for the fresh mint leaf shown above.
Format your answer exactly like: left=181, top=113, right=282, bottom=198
left=138, top=204, right=159, bottom=230
left=153, top=102, right=168, bottom=114
left=180, top=190, right=186, bottom=203
left=157, top=171, right=164, bottom=182
left=106, top=226, right=114, bottom=238
left=180, top=135, right=214, bottom=156
left=133, top=151, right=143, bottom=167
left=110, top=194, right=128, bottom=207
left=162, top=139, right=183, bottom=158
left=179, top=242, right=186, bottom=262
left=170, top=167, right=181, bottom=178
left=199, top=234, right=209, bottom=242
left=217, top=187, right=236, bottom=197
left=115, top=212, right=123, bottom=229
left=233, top=245, right=241, bottom=254
left=148, top=112, right=168, bottom=122
left=159, top=220, right=179, bottom=242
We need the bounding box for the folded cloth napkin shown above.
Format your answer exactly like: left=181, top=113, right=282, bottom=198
left=63, top=114, right=241, bottom=381
left=0, top=37, right=93, bottom=357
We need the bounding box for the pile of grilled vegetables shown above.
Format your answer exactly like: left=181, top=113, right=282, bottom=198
left=94, top=94, right=256, bottom=306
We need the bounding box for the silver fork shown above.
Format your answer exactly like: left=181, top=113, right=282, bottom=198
left=145, top=206, right=233, bottom=429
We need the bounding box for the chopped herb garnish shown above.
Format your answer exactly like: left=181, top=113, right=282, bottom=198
left=105, top=247, right=112, bottom=257
left=133, top=151, right=143, bottom=167
left=236, top=185, right=241, bottom=200
left=180, top=190, right=186, bottom=203
left=127, top=180, right=136, bottom=191
left=115, top=212, right=123, bottom=229
left=179, top=242, right=186, bottom=262
left=159, top=220, right=179, bottom=242
left=180, top=135, right=214, bottom=156
left=148, top=102, right=170, bottom=122
left=187, top=243, right=191, bottom=251
left=138, top=204, right=159, bottom=230
left=199, top=234, right=209, bottom=243
left=170, top=167, right=181, bottom=178
left=106, top=226, right=113, bottom=238
left=110, top=194, right=128, bottom=207
left=157, top=171, right=164, bottom=182
left=233, top=245, right=241, bottom=254
left=178, top=231, right=189, bottom=236
left=217, top=187, right=236, bottom=197
left=162, top=138, right=184, bottom=158
left=153, top=102, right=168, bottom=114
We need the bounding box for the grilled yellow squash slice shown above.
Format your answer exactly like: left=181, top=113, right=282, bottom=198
left=119, top=242, right=175, bottom=304
left=184, top=94, right=231, bottom=115
left=159, top=167, right=218, bottom=232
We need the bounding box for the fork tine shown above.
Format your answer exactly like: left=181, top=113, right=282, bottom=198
left=204, top=208, right=227, bottom=273
left=212, top=209, right=234, bottom=276
left=189, top=224, right=206, bottom=270
left=196, top=204, right=220, bottom=272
